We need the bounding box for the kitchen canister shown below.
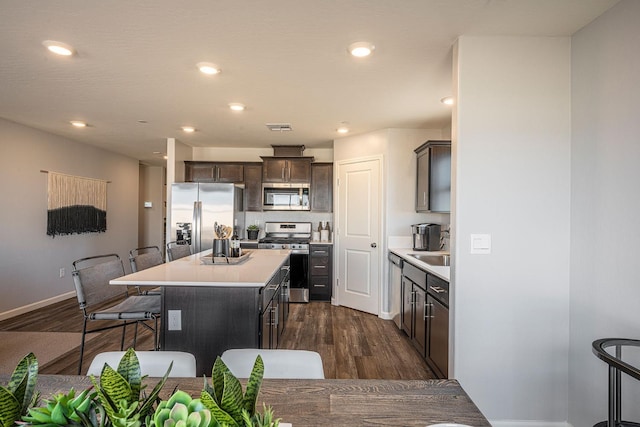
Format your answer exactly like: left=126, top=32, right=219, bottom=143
left=320, top=229, right=329, bottom=242
left=312, top=231, right=320, bottom=241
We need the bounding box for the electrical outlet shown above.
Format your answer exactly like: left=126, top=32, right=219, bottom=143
left=168, top=310, right=182, bottom=331
left=59, top=267, right=65, bottom=278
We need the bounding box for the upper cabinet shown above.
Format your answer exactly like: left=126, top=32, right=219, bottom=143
left=311, top=163, right=333, bottom=212
left=261, top=157, right=312, bottom=183
left=243, top=163, right=263, bottom=212
left=415, top=140, right=451, bottom=213
left=185, top=161, right=244, bottom=183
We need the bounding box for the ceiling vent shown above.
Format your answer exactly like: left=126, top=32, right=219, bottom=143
left=265, top=123, right=292, bottom=132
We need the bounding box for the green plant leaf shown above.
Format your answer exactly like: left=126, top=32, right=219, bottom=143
left=200, top=390, right=237, bottom=427
left=135, top=362, right=171, bottom=418
left=211, top=357, right=231, bottom=404
left=117, top=348, right=143, bottom=399
left=8, top=352, right=38, bottom=414
left=242, top=356, right=263, bottom=416
left=99, top=365, right=134, bottom=404
left=220, top=373, right=244, bottom=425
left=0, top=387, right=21, bottom=427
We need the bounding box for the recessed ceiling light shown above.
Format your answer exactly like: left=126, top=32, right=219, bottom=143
left=348, top=42, right=375, bottom=58
left=441, top=96, right=454, bottom=105
left=337, top=122, right=350, bottom=134
left=182, top=126, right=196, bottom=133
left=229, top=103, right=245, bottom=112
left=43, top=40, right=76, bottom=56
left=197, top=62, right=221, bottom=75
left=70, top=121, right=87, bottom=128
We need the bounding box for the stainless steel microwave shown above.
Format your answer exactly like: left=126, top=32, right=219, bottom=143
left=262, top=183, right=310, bottom=210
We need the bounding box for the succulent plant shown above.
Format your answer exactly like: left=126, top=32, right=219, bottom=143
left=151, top=390, right=211, bottom=427
left=0, top=352, right=39, bottom=427
left=199, top=356, right=278, bottom=427
left=90, top=348, right=171, bottom=427
left=21, top=387, right=103, bottom=427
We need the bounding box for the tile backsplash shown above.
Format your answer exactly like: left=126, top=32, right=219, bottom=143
left=244, top=211, right=333, bottom=239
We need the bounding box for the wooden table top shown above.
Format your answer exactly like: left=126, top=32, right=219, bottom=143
left=3, top=375, right=490, bottom=426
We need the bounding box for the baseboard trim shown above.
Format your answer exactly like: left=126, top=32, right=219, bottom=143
left=379, top=310, right=392, bottom=320
left=490, top=420, right=572, bottom=427
left=0, top=292, right=76, bottom=321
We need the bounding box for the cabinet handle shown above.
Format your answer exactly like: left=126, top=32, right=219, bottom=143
left=423, top=192, right=427, bottom=207
left=313, top=250, right=328, bottom=255
left=313, top=284, right=326, bottom=288
left=425, top=302, right=434, bottom=320
left=216, top=166, right=220, bottom=181
left=273, top=306, right=279, bottom=326
left=429, top=286, right=446, bottom=294
left=411, top=290, right=416, bottom=306
left=314, top=265, right=327, bottom=269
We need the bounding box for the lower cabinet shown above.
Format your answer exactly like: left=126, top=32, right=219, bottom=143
left=401, top=261, right=449, bottom=378
left=310, top=245, right=332, bottom=301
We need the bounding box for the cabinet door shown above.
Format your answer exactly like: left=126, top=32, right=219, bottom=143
left=429, top=145, right=451, bottom=212
left=261, top=303, right=272, bottom=349
left=186, top=162, right=216, bottom=182
left=243, top=164, right=263, bottom=211
left=309, top=275, right=331, bottom=300
left=271, top=300, right=279, bottom=349
left=311, top=163, right=333, bottom=212
left=415, top=150, right=429, bottom=211
left=216, top=164, right=244, bottom=183
left=262, top=158, right=287, bottom=182
left=428, top=295, right=449, bottom=377
left=401, top=277, right=414, bottom=336
left=413, top=286, right=427, bottom=357
left=287, top=159, right=311, bottom=182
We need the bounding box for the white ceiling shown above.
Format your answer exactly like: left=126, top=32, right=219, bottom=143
left=0, top=0, right=618, bottom=165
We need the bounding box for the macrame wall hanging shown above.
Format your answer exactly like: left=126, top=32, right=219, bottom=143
left=45, top=171, right=108, bottom=237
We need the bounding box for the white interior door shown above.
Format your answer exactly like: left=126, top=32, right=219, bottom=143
left=336, top=157, right=381, bottom=315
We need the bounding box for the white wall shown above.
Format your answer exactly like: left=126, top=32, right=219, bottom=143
left=569, top=1, right=640, bottom=425
left=193, top=146, right=333, bottom=162
left=333, top=127, right=447, bottom=316
left=453, top=36, right=571, bottom=423
left=0, top=118, right=140, bottom=317
left=138, top=165, right=165, bottom=251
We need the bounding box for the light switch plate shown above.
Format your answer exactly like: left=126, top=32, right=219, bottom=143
left=144, top=201, right=153, bottom=208
left=470, top=234, right=491, bottom=254
left=168, top=310, right=182, bottom=331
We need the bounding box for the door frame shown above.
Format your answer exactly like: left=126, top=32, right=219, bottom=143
left=333, top=155, right=385, bottom=315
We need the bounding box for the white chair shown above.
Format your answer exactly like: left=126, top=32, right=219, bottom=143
left=87, top=351, right=197, bottom=377
left=221, top=349, right=325, bottom=379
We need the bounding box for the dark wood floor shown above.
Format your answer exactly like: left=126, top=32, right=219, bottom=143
left=0, top=298, right=435, bottom=379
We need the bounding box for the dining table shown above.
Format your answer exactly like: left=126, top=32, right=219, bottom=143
left=2, top=374, right=491, bottom=426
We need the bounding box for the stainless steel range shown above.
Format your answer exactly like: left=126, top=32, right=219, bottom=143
left=259, top=222, right=310, bottom=302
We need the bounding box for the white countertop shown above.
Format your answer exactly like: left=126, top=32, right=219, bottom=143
left=110, top=249, right=290, bottom=287
left=389, top=248, right=450, bottom=282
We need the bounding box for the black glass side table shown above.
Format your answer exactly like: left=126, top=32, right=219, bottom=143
left=592, top=338, right=640, bottom=427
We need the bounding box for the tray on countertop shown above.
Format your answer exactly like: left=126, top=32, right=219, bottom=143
left=201, top=250, right=253, bottom=265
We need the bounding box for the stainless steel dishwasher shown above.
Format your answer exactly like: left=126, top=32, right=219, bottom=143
left=388, top=252, right=403, bottom=328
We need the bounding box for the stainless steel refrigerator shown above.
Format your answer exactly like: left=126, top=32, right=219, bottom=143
left=170, top=183, right=244, bottom=254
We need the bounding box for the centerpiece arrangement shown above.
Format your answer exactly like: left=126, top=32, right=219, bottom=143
left=0, top=349, right=281, bottom=427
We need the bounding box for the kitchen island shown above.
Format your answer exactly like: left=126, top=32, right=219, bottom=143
left=4, top=374, right=491, bottom=426
left=110, top=249, right=291, bottom=375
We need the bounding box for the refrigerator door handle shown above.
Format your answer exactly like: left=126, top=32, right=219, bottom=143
left=193, top=201, right=201, bottom=253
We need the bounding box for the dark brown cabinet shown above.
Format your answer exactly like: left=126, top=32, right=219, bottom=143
left=310, top=245, right=332, bottom=301
left=243, top=163, right=263, bottom=211
left=185, top=161, right=244, bottom=183
left=261, top=157, right=312, bottom=183
left=415, top=140, right=451, bottom=213
left=401, top=261, right=449, bottom=378
left=311, top=163, right=333, bottom=212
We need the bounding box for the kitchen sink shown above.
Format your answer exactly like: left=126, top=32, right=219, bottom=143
left=409, top=253, right=450, bottom=267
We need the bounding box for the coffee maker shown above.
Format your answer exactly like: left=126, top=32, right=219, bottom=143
left=411, top=223, right=441, bottom=251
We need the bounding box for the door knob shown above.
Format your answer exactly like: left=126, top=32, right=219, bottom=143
left=371, top=243, right=377, bottom=248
